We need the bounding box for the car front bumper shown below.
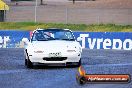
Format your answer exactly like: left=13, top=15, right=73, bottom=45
left=27, top=52, right=81, bottom=65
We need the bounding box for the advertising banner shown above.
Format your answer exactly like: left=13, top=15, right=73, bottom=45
left=0, top=30, right=30, bottom=48
left=0, top=30, right=131, bottom=50
left=73, top=32, right=132, bottom=50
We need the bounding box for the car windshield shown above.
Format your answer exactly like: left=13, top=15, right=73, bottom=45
left=31, top=29, right=75, bottom=41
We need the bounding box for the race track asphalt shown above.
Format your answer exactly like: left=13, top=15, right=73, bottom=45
left=0, top=48, right=132, bottom=88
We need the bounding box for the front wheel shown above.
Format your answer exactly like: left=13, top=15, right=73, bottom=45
left=25, top=50, right=33, bottom=68
left=25, top=58, right=27, bottom=66
left=77, top=59, right=81, bottom=67
left=27, top=58, right=33, bottom=68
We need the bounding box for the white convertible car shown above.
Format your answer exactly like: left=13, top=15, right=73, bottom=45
left=24, top=28, right=82, bottom=68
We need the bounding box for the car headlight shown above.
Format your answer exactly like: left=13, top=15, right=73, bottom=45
left=67, top=50, right=76, bottom=52
left=34, top=51, right=44, bottom=53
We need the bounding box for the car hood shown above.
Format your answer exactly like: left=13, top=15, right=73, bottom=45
left=29, top=40, right=80, bottom=52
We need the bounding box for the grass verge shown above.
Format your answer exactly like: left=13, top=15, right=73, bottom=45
left=0, top=22, right=132, bottom=32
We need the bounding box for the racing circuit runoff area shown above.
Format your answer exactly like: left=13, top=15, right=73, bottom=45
left=0, top=48, right=132, bottom=88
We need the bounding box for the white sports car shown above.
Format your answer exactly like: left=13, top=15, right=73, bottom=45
left=24, top=28, right=82, bottom=68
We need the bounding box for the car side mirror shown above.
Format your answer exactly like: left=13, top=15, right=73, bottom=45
left=22, top=38, right=29, bottom=45
left=77, top=37, right=82, bottom=42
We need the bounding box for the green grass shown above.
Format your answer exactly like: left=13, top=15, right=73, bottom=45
left=0, top=22, right=132, bottom=32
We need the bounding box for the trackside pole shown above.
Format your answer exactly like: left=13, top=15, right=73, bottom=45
left=35, top=0, right=37, bottom=22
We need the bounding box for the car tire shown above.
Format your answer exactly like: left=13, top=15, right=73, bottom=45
left=77, top=59, right=81, bottom=67
left=25, top=50, right=28, bottom=66
left=25, top=50, right=33, bottom=68
left=25, top=58, right=27, bottom=66
left=27, top=58, right=33, bottom=68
